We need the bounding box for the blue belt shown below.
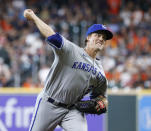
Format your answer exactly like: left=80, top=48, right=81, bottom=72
left=47, top=97, right=74, bottom=109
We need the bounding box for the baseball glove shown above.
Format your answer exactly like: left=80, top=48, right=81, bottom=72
left=75, top=96, right=107, bottom=115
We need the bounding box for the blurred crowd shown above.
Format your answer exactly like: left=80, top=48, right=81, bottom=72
left=0, top=0, right=151, bottom=89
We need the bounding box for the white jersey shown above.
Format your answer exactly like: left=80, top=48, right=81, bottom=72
left=43, top=34, right=107, bottom=104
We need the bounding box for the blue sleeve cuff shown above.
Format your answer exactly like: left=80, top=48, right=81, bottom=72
left=47, top=33, right=63, bottom=49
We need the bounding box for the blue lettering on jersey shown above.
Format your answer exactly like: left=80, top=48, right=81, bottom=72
left=97, top=71, right=103, bottom=80
left=81, top=63, right=86, bottom=70
left=88, top=65, right=93, bottom=72
left=72, top=62, right=78, bottom=68
left=77, top=62, right=82, bottom=69
left=92, top=68, right=97, bottom=75
left=86, top=64, right=90, bottom=71
left=72, top=61, right=105, bottom=80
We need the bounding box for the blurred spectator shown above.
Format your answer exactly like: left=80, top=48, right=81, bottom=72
left=119, top=1, right=134, bottom=27
left=131, top=6, right=143, bottom=26
left=0, top=57, right=11, bottom=87
left=22, top=77, right=35, bottom=88
left=25, top=33, right=43, bottom=55
left=38, top=64, right=50, bottom=85
left=107, top=0, right=122, bottom=15
left=0, top=37, right=11, bottom=66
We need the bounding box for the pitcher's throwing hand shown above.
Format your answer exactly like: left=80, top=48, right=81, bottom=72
left=24, top=9, right=36, bottom=21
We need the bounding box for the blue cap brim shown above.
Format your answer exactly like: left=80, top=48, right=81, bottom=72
left=93, top=30, right=113, bottom=40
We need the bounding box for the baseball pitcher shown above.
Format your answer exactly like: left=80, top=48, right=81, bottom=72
left=23, top=9, right=113, bottom=131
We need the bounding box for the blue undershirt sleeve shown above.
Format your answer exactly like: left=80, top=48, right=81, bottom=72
left=46, top=33, right=64, bottom=49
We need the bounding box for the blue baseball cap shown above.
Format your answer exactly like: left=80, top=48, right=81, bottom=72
left=86, top=24, right=113, bottom=40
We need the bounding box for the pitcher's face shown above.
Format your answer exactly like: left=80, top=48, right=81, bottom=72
left=86, top=32, right=107, bottom=51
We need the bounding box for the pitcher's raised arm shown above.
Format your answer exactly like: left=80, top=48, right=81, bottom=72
left=23, top=9, right=55, bottom=37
